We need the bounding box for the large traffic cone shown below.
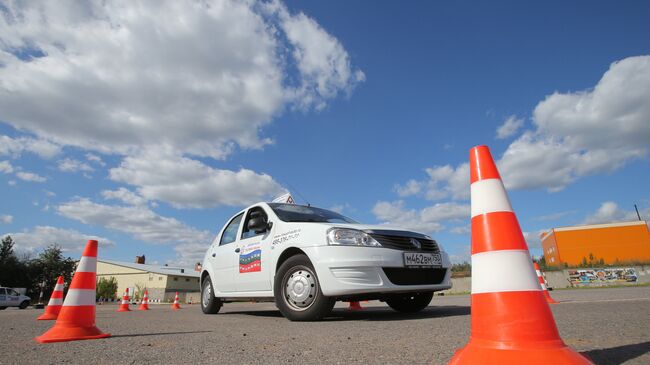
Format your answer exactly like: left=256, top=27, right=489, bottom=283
left=37, top=276, right=65, bottom=320
left=117, top=288, right=131, bottom=312
left=171, top=292, right=181, bottom=310
left=34, top=240, right=110, bottom=343
left=138, top=290, right=150, bottom=310
left=348, top=301, right=362, bottom=311
left=448, top=146, right=592, bottom=364
left=534, top=262, right=559, bottom=304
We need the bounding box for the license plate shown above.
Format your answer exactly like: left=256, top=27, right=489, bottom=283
left=403, top=252, right=441, bottom=267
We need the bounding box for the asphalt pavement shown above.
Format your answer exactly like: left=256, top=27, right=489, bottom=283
left=1, top=286, right=649, bottom=364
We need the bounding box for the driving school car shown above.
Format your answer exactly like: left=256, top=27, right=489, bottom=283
left=200, top=202, right=452, bottom=321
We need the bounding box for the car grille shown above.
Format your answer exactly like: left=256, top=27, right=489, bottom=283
left=369, top=234, right=440, bottom=252
left=382, top=268, right=447, bottom=285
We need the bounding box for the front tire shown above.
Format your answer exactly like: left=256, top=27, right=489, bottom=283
left=274, top=254, right=334, bottom=321
left=19, top=301, right=29, bottom=309
left=386, top=292, right=433, bottom=313
left=201, top=276, right=222, bottom=314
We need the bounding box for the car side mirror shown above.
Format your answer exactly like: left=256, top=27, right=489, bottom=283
left=248, top=217, right=269, bottom=233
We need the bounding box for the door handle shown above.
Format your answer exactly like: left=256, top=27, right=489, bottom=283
left=211, top=253, right=216, bottom=257
left=235, top=248, right=241, bottom=253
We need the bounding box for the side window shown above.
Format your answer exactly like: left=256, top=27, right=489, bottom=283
left=0, top=288, right=5, bottom=295
left=241, top=207, right=268, bottom=240
left=220, top=213, right=244, bottom=246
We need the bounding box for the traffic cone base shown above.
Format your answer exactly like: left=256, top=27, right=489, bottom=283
left=449, top=343, right=593, bottom=365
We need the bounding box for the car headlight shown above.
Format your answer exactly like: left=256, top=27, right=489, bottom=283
left=326, top=228, right=382, bottom=247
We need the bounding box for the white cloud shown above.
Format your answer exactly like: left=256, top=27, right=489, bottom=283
left=496, top=115, right=524, bottom=139
left=449, top=225, right=470, bottom=235
left=0, top=135, right=61, bottom=159
left=532, top=210, right=575, bottom=222
left=523, top=229, right=548, bottom=249
left=6, top=226, right=114, bottom=255
left=395, top=55, right=650, bottom=200
left=101, top=188, right=147, bottom=206
left=0, top=160, right=14, bottom=173
left=395, top=179, right=422, bottom=197
left=583, top=201, right=649, bottom=225
left=57, top=158, right=94, bottom=173
left=109, top=150, right=285, bottom=209
left=57, top=198, right=212, bottom=245
left=372, top=200, right=469, bottom=235
left=0, top=0, right=363, bottom=159
left=1, top=214, right=13, bottom=224
left=8, top=180, right=16, bottom=186
left=15, top=171, right=46, bottom=182
left=85, top=153, right=105, bottom=166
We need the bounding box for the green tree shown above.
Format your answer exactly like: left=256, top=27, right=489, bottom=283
left=0, top=235, right=28, bottom=288
left=96, top=277, right=118, bottom=300
left=29, top=244, right=76, bottom=300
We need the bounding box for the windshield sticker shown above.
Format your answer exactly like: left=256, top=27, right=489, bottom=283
left=239, top=244, right=262, bottom=273
left=272, top=229, right=301, bottom=246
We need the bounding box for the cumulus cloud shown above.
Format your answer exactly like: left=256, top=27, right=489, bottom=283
left=395, top=56, right=650, bottom=199
left=0, top=0, right=363, bottom=159
left=0, top=160, right=13, bottom=173
left=372, top=200, right=469, bottom=235
left=1, top=214, right=13, bottom=224
left=496, top=115, right=524, bottom=139
left=85, top=153, right=105, bottom=166
left=101, top=187, right=147, bottom=206
left=6, top=226, right=114, bottom=255
left=15, top=171, right=46, bottom=182
left=582, top=201, right=649, bottom=225
left=109, top=150, right=285, bottom=208
left=57, top=158, right=94, bottom=173
left=57, top=198, right=212, bottom=245
left=0, top=135, right=61, bottom=159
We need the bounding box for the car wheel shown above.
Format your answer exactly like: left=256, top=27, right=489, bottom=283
left=0, top=306, right=6, bottom=310
left=19, top=301, right=29, bottom=309
left=201, top=276, right=222, bottom=314
left=274, top=254, right=334, bottom=321
left=386, top=292, right=433, bottom=313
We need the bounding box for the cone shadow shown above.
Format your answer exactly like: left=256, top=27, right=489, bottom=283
left=581, top=341, right=650, bottom=365
left=110, top=330, right=213, bottom=339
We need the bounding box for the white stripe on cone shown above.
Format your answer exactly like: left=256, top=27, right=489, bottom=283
left=63, top=289, right=97, bottom=306
left=470, top=178, right=513, bottom=218
left=76, top=256, right=97, bottom=273
left=47, top=298, right=63, bottom=306
left=53, top=283, right=65, bottom=291
left=471, top=250, right=541, bottom=294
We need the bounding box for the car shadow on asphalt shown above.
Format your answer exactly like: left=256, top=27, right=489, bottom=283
left=581, top=341, right=650, bottom=365
left=222, top=305, right=470, bottom=322
left=109, top=330, right=213, bottom=338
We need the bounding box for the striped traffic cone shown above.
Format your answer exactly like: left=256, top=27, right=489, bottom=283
left=37, top=276, right=65, bottom=320
left=34, top=240, right=111, bottom=343
left=171, top=292, right=181, bottom=310
left=138, top=290, right=150, bottom=310
left=348, top=301, right=362, bottom=311
left=448, top=146, right=592, bottom=364
left=534, top=262, right=559, bottom=304
left=117, top=288, right=131, bottom=312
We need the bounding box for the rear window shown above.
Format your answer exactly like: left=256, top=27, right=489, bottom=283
left=269, top=203, right=357, bottom=224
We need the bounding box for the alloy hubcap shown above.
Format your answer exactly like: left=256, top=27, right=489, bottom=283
left=202, top=283, right=212, bottom=307
left=284, top=267, right=317, bottom=310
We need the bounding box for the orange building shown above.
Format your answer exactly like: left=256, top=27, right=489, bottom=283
left=541, top=221, right=650, bottom=267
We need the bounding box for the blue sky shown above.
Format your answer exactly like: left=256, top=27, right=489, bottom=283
left=1, top=1, right=649, bottom=265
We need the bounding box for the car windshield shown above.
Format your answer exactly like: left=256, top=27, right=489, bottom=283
left=269, top=203, right=358, bottom=224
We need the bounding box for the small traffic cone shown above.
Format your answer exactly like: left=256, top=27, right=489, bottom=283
left=534, top=262, right=559, bottom=304
left=117, top=288, right=131, bottom=312
left=35, top=240, right=111, bottom=343
left=348, top=301, right=362, bottom=311
left=138, top=290, right=150, bottom=310
left=37, top=276, right=65, bottom=320
left=448, top=146, right=592, bottom=364
left=171, top=292, right=181, bottom=310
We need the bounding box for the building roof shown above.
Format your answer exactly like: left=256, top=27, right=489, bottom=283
left=98, top=259, right=200, bottom=278
left=540, top=220, right=648, bottom=241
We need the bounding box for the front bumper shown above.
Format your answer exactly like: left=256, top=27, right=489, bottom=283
left=303, top=246, right=452, bottom=297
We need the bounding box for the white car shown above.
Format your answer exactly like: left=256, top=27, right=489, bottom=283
left=200, top=202, right=452, bottom=321
left=0, top=287, right=31, bottom=310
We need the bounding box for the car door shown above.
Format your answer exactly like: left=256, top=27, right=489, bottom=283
left=235, top=206, right=274, bottom=292
left=209, top=212, right=244, bottom=294
left=6, top=289, right=20, bottom=306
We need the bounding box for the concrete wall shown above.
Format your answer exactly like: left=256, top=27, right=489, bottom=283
left=165, top=275, right=201, bottom=291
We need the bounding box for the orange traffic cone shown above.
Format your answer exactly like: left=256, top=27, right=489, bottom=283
left=37, top=276, right=65, bottom=320
left=534, top=262, right=559, bottom=304
left=117, top=288, right=131, bottom=312
left=138, top=290, right=150, bottom=310
left=34, top=240, right=111, bottom=343
left=448, top=146, right=592, bottom=364
left=348, top=301, right=362, bottom=311
left=171, top=292, right=181, bottom=310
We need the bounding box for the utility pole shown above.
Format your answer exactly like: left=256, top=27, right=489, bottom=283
left=634, top=204, right=641, bottom=221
